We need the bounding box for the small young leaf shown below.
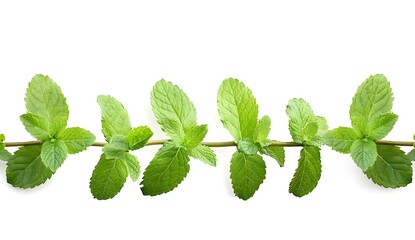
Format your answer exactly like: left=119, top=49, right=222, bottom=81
left=25, top=74, right=69, bottom=136
left=324, top=127, right=359, bottom=154
left=127, top=126, right=153, bottom=150
left=217, top=78, right=258, bottom=141
left=97, top=95, right=131, bottom=142
left=237, top=139, right=259, bottom=155
left=286, top=98, right=318, bottom=144
left=7, top=146, right=53, bottom=188
left=151, top=80, right=196, bottom=143
left=60, top=127, right=96, bottom=154
left=311, top=116, right=329, bottom=146
left=253, top=115, right=271, bottom=144
left=41, top=139, right=68, bottom=172
left=90, top=154, right=128, bottom=200
left=230, top=152, right=266, bottom=200
left=188, top=145, right=217, bottom=166
left=0, top=134, right=11, bottom=161
left=183, top=125, right=208, bottom=149
left=407, top=149, right=415, bottom=162
left=367, top=113, right=398, bottom=141
left=350, top=74, right=393, bottom=135
left=365, top=145, right=412, bottom=188
left=261, top=146, right=285, bottom=167
left=141, top=141, right=190, bottom=196
left=125, top=153, right=140, bottom=182
left=20, top=113, right=50, bottom=140
left=350, top=140, right=377, bottom=171
left=289, top=145, right=321, bottom=197
left=103, top=135, right=129, bottom=160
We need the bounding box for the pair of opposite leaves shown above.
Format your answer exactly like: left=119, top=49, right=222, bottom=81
left=2, top=74, right=412, bottom=200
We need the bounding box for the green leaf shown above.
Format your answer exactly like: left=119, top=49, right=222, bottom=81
left=311, top=116, right=329, bottom=146
left=60, top=127, right=96, bottom=154
left=97, top=95, right=131, bottom=142
left=350, top=140, right=377, bottom=171
left=103, top=135, right=129, bottom=160
left=253, top=115, right=271, bottom=144
left=365, top=145, right=412, bottom=188
left=183, top=125, right=208, bottom=149
left=127, top=126, right=153, bottom=150
left=0, top=134, right=12, bottom=161
left=286, top=98, right=318, bottom=144
left=289, top=145, right=321, bottom=197
left=367, top=113, right=398, bottom=140
left=350, top=74, right=394, bottom=135
left=189, top=144, right=217, bottom=166
left=20, top=113, right=50, bottom=140
left=90, top=154, right=128, bottom=200
left=41, top=139, right=68, bottom=172
left=324, top=127, right=359, bottom=154
left=261, top=146, right=285, bottom=167
left=125, top=153, right=140, bottom=182
left=217, top=78, right=258, bottom=141
left=6, top=146, right=53, bottom=188
left=407, top=149, right=415, bottom=162
left=141, top=141, right=190, bottom=196
left=230, top=152, right=266, bottom=200
left=237, top=139, right=259, bottom=155
left=25, top=74, right=69, bottom=136
left=151, top=80, right=196, bottom=143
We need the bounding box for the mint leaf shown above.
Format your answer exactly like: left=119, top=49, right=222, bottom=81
left=237, top=139, right=259, bottom=155
left=127, top=126, right=153, bottom=150
left=350, top=140, right=377, bottom=171
left=125, top=153, right=140, bottom=182
left=183, top=125, right=208, bottom=149
left=367, top=113, right=398, bottom=141
left=350, top=74, right=394, bottom=135
left=41, top=139, right=68, bottom=172
left=60, top=127, right=96, bottom=154
left=217, top=78, right=258, bottom=141
left=311, top=116, right=329, bottom=145
left=97, top=95, right=131, bottom=142
left=0, top=134, right=11, bottom=161
left=253, top=115, right=271, bottom=144
left=230, top=152, right=266, bottom=200
left=289, top=145, right=321, bottom=197
left=90, top=154, right=128, bottom=200
left=25, top=74, right=69, bottom=136
left=261, top=146, right=285, bottom=167
left=365, top=145, right=412, bottom=188
left=407, top=149, right=415, bottom=162
left=103, top=135, right=129, bottom=160
left=286, top=98, right=318, bottom=144
left=188, top=145, right=217, bottom=166
left=141, top=141, right=190, bottom=196
left=151, top=80, right=196, bottom=143
left=324, top=127, right=359, bottom=154
left=20, top=113, right=50, bottom=140
left=7, top=146, right=53, bottom=188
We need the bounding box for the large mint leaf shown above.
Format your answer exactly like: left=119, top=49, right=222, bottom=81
left=151, top=80, right=196, bottom=144
left=25, top=74, right=69, bottom=136
left=6, top=146, right=53, bottom=188
left=350, top=74, right=394, bottom=135
left=141, top=141, right=190, bottom=196
left=289, top=145, right=321, bottom=197
left=230, top=152, right=266, bottom=200
left=217, top=78, right=258, bottom=141
left=90, top=154, right=128, bottom=200
left=97, top=95, right=131, bottom=142
left=365, top=145, right=412, bottom=188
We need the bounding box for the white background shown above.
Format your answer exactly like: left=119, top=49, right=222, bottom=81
left=1, top=1, right=415, bottom=239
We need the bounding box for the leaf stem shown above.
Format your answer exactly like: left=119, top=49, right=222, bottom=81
left=3, top=140, right=414, bottom=148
